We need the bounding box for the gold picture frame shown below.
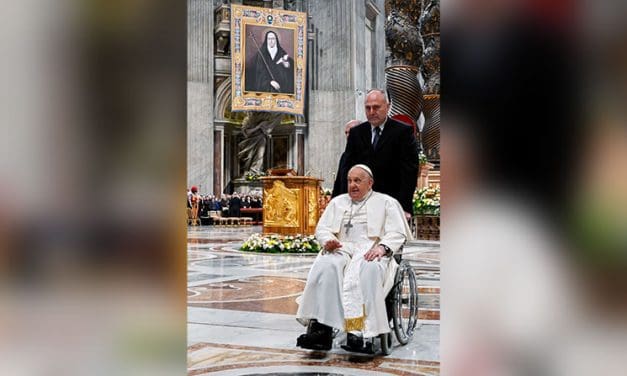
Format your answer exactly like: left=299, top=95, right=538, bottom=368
left=230, top=4, right=307, bottom=116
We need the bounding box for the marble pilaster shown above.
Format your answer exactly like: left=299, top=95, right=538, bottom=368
left=188, top=0, right=214, bottom=192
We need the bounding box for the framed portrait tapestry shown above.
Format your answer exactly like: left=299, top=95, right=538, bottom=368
left=231, top=4, right=307, bottom=116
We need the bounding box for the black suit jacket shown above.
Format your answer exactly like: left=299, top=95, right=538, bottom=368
left=338, top=118, right=419, bottom=214
left=229, top=197, right=242, bottom=217
left=331, top=151, right=349, bottom=198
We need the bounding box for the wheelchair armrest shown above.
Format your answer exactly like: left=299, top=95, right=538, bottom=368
left=391, top=242, right=405, bottom=264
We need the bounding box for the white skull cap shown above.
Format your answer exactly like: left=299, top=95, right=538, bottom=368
left=350, top=164, right=373, bottom=178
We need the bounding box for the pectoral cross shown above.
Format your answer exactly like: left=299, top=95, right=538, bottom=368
left=344, top=221, right=353, bottom=235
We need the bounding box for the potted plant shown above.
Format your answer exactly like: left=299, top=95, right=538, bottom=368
left=413, top=186, right=440, bottom=240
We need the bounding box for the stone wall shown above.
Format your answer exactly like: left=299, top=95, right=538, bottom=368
left=305, top=0, right=387, bottom=190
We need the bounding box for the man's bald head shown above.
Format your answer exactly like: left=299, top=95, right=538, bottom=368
left=344, top=119, right=361, bottom=138
left=365, top=89, right=390, bottom=127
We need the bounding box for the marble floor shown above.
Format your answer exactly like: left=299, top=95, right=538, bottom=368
left=188, top=226, right=440, bottom=375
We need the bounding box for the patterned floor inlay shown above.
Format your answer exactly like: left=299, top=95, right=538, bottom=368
left=188, top=343, right=440, bottom=376
left=188, top=226, right=440, bottom=375
left=188, top=276, right=305, bottom=315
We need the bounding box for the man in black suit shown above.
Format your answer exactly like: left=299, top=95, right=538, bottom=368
left=331, top=119, right=362, bottom=198
left=229, top=193, right=242, bottom=217
left=336, top=89, right=419, bottom=217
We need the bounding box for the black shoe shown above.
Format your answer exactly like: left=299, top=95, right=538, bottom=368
left=341, top=333, right=374, bottom=354
left=297, top=332, right=332, bottom=351
left=296, top=321, right=332, bottom=351
left=346, top=333, right=363, bottom=348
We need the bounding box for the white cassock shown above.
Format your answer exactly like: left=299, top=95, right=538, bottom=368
left=296, top=191, right=413, bottom=338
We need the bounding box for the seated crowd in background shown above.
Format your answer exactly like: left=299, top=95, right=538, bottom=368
left=187, top=190, right=263, bottom=225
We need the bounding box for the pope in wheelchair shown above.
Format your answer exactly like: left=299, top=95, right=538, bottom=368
left=296, top=164, right=414, bottom=353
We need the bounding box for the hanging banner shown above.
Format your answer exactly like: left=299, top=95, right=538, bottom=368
left=231, top=4, right=307, bottom=116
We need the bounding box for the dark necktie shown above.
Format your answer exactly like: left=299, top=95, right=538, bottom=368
left=372, top=126, right=381, bottom=148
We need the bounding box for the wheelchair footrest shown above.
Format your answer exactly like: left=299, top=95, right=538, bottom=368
left=341, top=342, right=375, bottom=354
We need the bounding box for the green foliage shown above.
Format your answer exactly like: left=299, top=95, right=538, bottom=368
left=245, top=170, right=267, bottom=182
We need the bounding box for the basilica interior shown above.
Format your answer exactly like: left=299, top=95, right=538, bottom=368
left=188, top=1, right=440, bottom=374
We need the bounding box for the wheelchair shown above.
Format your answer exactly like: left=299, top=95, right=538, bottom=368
left=379, top=254, right=419, bottom=355
left=301, top=253, right=419, bottom=355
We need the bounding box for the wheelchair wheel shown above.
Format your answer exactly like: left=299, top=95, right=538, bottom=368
left=379, top=332, right=392, bottom=355
left=392, top=260, right=418, bottom=345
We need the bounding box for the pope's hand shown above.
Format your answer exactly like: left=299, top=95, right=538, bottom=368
left=323, top=239, right=342, bottom=252
left=364, top=245, right=386, bottom=261
left=270, top=80, right=281, bottom=91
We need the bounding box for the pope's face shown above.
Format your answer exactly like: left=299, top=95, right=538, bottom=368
left=347, top=168, right=373, bottom=201
left=267, top=33, right=277, bottom=48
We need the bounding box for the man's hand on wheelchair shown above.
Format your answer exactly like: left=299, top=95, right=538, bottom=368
left=323, top=239, right=342, bottom=252
left=364, top=245, right=386, bottom=262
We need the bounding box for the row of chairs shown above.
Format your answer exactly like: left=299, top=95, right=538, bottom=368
left=187, top=209, right=254, bottom=226
left=205, top=211, right=254, bottom=226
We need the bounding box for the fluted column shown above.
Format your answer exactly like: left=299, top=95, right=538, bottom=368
left=419, top=0, right=440, bottom=161
left=188, top=0, right=214, bottom=191
left=384, top=0, right=424, bottom=132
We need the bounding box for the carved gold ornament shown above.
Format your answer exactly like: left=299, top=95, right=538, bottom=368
left=307, top=188, right=318, bottom=225
left=264, top=180, right=299, bottom=227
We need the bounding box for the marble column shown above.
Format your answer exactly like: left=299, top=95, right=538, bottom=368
left=384, top=0, right=424, bottom=130
left=213, top=125, right=224, bottom=195
left=419, top=0, right=440, bottom=161
left=188, top=0, right=214, bottom=192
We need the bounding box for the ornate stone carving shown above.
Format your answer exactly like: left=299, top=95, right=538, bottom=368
left=263, top=180, right=300, bottom=227
left=383, top=0, right=439, bottom=161
left=419, top=0, right=440, bottom=94
left=384, top=0, right=424, bottom=133
left=384, top=0, right=423, bottom=67
left=284, top=0, right=298, bottom=11
left=419, top=0, right=440, bottom=160
left=214, top=4, right=231, bottom=55
left=238, top=111, right=282, bottom=174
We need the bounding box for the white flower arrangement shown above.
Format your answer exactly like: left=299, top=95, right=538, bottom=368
left=418, top=151, right=428, bottom=165
left=240, top=233, right=321, bottom=254
left=413, top=186, right=441, bottom=215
